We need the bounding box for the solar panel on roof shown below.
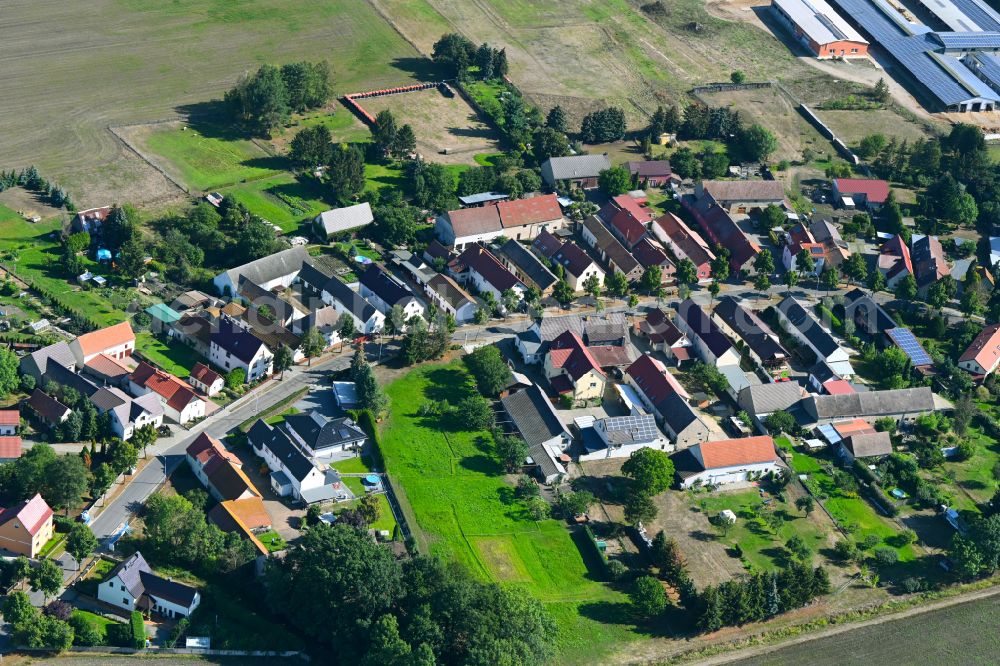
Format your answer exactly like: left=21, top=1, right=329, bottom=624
left=886, top=327, right=934, bottom=366
left=606, top=415, right=659, bottom=440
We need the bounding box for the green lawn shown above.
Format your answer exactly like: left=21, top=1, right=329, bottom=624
left=0, top=210, right=128, bottom=326
left=291, top=109, right=370, bottom=144
left=776, top=437, right=823, bottom=475
left=76, top=557, right=117, bottom=598
left=331, top=456, right=374, bottom=474
left=380, top=362, right=633, bottom=663
left=135, top=332, right=204, bottom=378
left=256, top=530, right=287, bottom=552
left=218, top=172, right=333, bottom=233
left=144, top=121, right=284, bottom=191
left=265, top=407, right=300, bottom=427
left=693, top=489, right=831, bottom=572
left=71, top=609, right=121, bottom=643
left=364, top=162, right=406, bottom=192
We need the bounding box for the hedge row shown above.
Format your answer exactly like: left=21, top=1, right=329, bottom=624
left=581, top=525, right=610, bottom=580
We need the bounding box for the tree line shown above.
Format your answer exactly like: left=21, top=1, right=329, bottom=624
left=0, top=167, right=73, bottom=210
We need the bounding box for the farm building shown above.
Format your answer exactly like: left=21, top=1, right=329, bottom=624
left=831, top=178, right=889, bottom=210
left=212, top=247, right=311, bottom=297
left=499, top=384, right=572, bottom=484
left=771, top=0, right=869, bottom=58
left=435, top=194, right=565, bottom=249
left=801, top=386, right=946, bottom=425
left=313, top=202, right=374, bottom=240
left=540, top=154, right=611, bottom=189
left=626, top=160, right=674, bottom=188
left=70, top=320, right=135, bottom=367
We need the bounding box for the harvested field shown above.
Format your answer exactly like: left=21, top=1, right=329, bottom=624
left=815, top=109, right=933, bottom=149
left=724, top=592, right=1000, bottom=666
left=357, top=87, right=502, bottom=164
left=0, top=0, right=426, bottom=209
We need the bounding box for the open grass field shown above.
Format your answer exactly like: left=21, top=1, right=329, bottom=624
left=815, top=109, right=932, bottom=149
left=727, top=592, right=1000, bottom=665
left=218, top=173, right=333, bottom=233
left=0, top=0, right=427, bottom=209
left=135, top=332, right=204, bottom=378
left=0, top=207, right=128, bottom=326
left=379, top=362, right=635, bottom=663
left=360, top=87, right=502, bottom=164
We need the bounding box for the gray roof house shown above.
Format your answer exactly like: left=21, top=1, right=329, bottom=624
left=500, top=384, right=571, bottom=484
left=97, top=551, right=201, bottom=619
left=213, top=247, right=311, bottom=297
left=737, top=382, right=807, bottom=419
left=283, top=412, right=367, bottom=459
left=840, top=431, right=893, bottom=461
left=296, top=263, right=385, bottom=335
left=777, top=296, right=854, bottom=377
left=495, top=239, right=557, bottom=293
left=802, top=387, right=945, bottom=424
left=314, top=202, right=374, bottom=239
left=19, top=341, right=76, bottom=383
left=541, top=154, right=612, bottom=188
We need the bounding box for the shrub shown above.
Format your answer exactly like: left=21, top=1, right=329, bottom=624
left=833, top=539, right=858, bottom=562
left=873, top=546, right=899, bottom=566
left=68, top=614, right=104, bottom=646
left=861, top=534, right=881, bottom=550
left=166, top=618, right=189, bottom=648
left=607, top=559, right=629, bottom=582
left=902, top=577, right=922, bottom=594
left=129, top=611, right=146, bottom=649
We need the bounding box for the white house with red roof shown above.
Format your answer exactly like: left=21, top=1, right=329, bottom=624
left=129, top=362, right=206, bottom=424
left=832, top=178, right=889, bottom=211
left=453, top=244, right=526, bottom=304
left=781, top=223, right=827, bottom=275
left=651, top=212, right=714, bottom=282
left=0, top=437, right=22, bottom=462
left=435, top=194, right=565, bottom=249
left=69, top=320, right=135, bottom=366
left=959, top=323, right=1000, bottom=378
left=0, top=410, right=19, bottom=436
left=878, top=235, right=914, bottom=289
left=188, top=362, right=224, bottom=397
left=543, top=331, right=606, bottom=401
left=0, top=494, right=54, bottom=557
left=673, top=436, right=780, bottom=488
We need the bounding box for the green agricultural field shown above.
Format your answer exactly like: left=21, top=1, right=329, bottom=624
left=218, top=173, right=332, bottom=233
left=727, top=593, right=1000, bottom=666
left=0, top=209, right=127, bottom=327
left=135, top=332, right=204, bottom=378
left=143, top=121, right=283, bottom=191
left=379, top=363, right=633, bottom=663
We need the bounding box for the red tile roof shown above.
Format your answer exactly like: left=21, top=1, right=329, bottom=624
left=611, top=194, right=655, bottom=223
left=608, top=209, right=648, bottom=246
left=698, top=436, right=776, bottom=469
left=549, top=331, right=604, bottom=381
left=959, top=323, right=1000, bottom=371
left=0, top=493, right=52, bottom=536
left=0, top=437, right=22, bottom=459
left=652, top=212, right=715, bottom=269
left=631, top=237, right=673, bottom=271
left=456, top=245, right=522, bottom=292
left=85, top=353, right=133, bottom=379
left=186, top=432, right=239, bottom=466
left=832, top=418, right=876, bottom=438
left=497, top=194, right=562, bottom=228
left=639, top=309, right=686, bottom=346
left=834, top=178, right=889, bottom=205
left=626, top=353, right=689, bottom=403
left=131, top=361, right=203, bottom=412
left=880, top=235, right=913, bottom=280
left=446, top=205, right=502, bottom=237
left=75, top=321, right=134, bottom=358
left=822, top=379, right=856, bottom=395
left=189, top=362, right=222, bottom=387
left=0, top=410, right=19, bottom=427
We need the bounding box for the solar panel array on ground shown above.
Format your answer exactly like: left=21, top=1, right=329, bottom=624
left=886, top=327, right=934, bottom=367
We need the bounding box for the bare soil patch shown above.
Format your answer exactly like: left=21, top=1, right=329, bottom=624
left=0, top=188, right=67, bottom=223
left=360, top=87, right=502, bottom=163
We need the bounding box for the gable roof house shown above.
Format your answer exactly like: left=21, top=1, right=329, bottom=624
left=696, top=180, right=787, bottom=212
left=878, top=235, right=914, bottom=289
left=247, top=419, right=339, bottom=504
left=313, top=202, right=374, bottom=240
left=713, top=296, right=789, bottom=369
left=283, top=412, right=367, bottom=459
left=71, top=206, right=112, bottom=234
left=579, top=216, right=643, bottom=283
left=832, top=178, right=889, bottom=210
left=27, top=389, right=72, bottom=427
left=70, top=321, right=135, bottom=366
left=550, top=241, right=605, bottom=291
left=602, top=207, right=649, bottom=250
left=540, top=154, right=612, bottom=189
left=97, top=552, right=201, bottom=619
left=737, top=382, right=807, bottom=423
left=209, top=316, right=274, bottom=384
left=516, top=311, right=629, bottom=364
left=129, top=362, right=206, bottom=425
left=959, top=323, right=1000, bottom=378
left=454, top=244, right=526, bottom=304
left=627, top=160, right=674, bottom=188
left=19, top=341, right=77, bottom=384
left=188, top=362, right=224, bottom=397
left=0, top=494, right=54, bottom=558
left=683, top=192, right=761, bottom=272
left=625, top=354, right=713, bottom=449
left=777, top=296, right=855, bottom=377
left=543, top=331, right=607, bottom=401
left=636, top=308, right=691, bottom=363
left=212, top=247, right=311, bottom=298
left=839, top=431, right=893, bottom=461
left=296, top=263, right=385, bottom=335
left=676, top=299, right=741, bottom=368
left=359, top=264, right=425, bottom=322
left=579, top=414, right=671, bottom=461
left=91, top=387, right=164, bottom=441
left=911, top=235, right=950, bottom=294
left=423, top=273, right=478, bottom=323
left=531, top=228, right=564, bottom=260
left=435, top=194, right=565, bottom=249
left=631, top=238, right=676, bottom=282
left=499, top=384, right=572, bottom=484
left=673, top=436, right=780, bottom=489
left=185, top=432, right=260, bottom=503
left=495, top=239, right=557, bottom=294
left=843, top=288, right=896, bottom=336
left=83, top=353, right=134, bottom=388
left=206, top=499, right=271, bottom=556
left=809, top=218, right=851, bottom=268
left=237, top=276, right=307, bottom=328
left=0, top=410, right=19, bottom=438
left=781, top=223, right=828, bottom=276
left=651, top=212, right=715, bottom=282
left=290, top=306, right=345, bottom=349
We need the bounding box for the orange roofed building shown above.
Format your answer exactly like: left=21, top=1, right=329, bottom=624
left=185, top=432, right=260, bottom=503
left=129, top=361, right=206, bottom=425
left=69, top=320, right=135, bottom=366
left=0, top=494, right=54, bottom=557
left=959, top=323, right=1000, bottom=378
left=673, top=436, right=780, bottom=488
